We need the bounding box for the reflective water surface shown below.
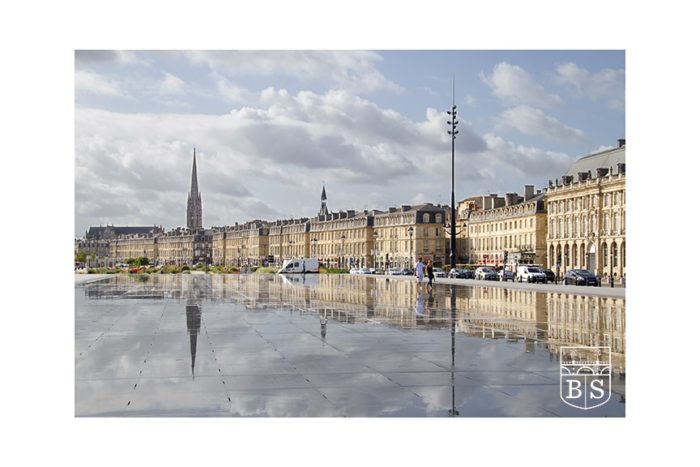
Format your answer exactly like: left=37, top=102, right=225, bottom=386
left=76, top=274, right=625, bottom=417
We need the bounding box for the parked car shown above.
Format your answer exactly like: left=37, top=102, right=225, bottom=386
left=349, top=268, right=360, bottom=275
left=388, top=267, right=403, bottom=275
left=537, top=267, right=556, bottom=283
left=433, top=268, right=447, bottom=278
left=448, top=268, right=472, bottom=279
left=474, top=267, right=498, bottom=281
left=563, top=269, right=600, bottom=286
left=516, top=265, right=547, bottom=283
left=498, top=269, right=515, bottom=282
left=359, top=267, right=372, bottom=274
left=401, top=268, right=414, bottom=276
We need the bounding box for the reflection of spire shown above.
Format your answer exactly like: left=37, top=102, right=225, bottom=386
left=186, top=299, right=201, bottom=380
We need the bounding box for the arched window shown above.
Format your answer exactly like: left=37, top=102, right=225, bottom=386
left=436, top=214, right=442, bottom=223
left=612, top=242, right=618, bottom=268
left=580, top=244, right=586, bottom=269
left=572, top=243, right=578, bottom=267
left=549, top=245, right=555, bottom=267
left=603, top=242, right=608, bottom=267
left=564, top=244, right=570, bottom=266
left=423, top=213, right=430, bottom=223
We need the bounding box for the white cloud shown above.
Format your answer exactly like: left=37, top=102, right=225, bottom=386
left=555, top=62, right=625, bottom=110
left=481, top=133, right=573, bottom=179
left=481, top=62, right=561, bottom=107
left=185, top=50, right=404, bottom=94
left=75, top=70, right=123, bottom=96
left=160, top=72, right=185, bottom=95
left=496, top=105, right=585, bottom=142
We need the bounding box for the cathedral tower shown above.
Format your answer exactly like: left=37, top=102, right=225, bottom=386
left=186, top=148, right=203, bottom=230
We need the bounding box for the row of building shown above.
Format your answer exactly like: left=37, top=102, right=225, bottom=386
left=76, top=140, right=626, bottom=280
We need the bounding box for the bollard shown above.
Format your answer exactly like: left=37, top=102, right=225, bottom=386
left=597, top=275, right=601, bottom=287
left=609, top=275, right=614, bottom=288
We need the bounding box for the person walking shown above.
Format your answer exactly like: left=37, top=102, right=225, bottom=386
left=415, top=257, right=426, bottom=289
left=426, top=259, right=435, bottom=290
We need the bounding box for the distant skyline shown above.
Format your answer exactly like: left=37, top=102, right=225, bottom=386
left=75, top=50, right=625, bottom=236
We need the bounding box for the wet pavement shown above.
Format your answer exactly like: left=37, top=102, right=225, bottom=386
left=75, top=273, right=625, bottom=417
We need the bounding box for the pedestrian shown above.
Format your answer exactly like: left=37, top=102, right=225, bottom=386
left=426, top=259, right=435, bottom=290
left=415, top=257, right=426, bottom=289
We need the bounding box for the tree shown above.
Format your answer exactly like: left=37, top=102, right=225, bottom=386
left=75, top=250, right=86, bottom=263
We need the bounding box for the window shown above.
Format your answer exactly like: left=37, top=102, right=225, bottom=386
left=603, top=243, right=608, bottom=267
left=423, top=213, right=430, bottom=223
left=436, top=214, right=442, bottom=223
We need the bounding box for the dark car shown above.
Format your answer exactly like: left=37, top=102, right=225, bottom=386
left=475, top=267, right=498, bottom=281
left=563, top=269, right=600, bottom=286
left=401, top=268, right=414, bottom=276
left=537, top=267, right=556, bottom=283
left=448, top=268, right=472, bottom=279
left=498, top=269, right=515, bottom=282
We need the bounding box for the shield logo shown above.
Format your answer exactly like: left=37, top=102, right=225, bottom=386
left=560, top=346, right=612, bottom=410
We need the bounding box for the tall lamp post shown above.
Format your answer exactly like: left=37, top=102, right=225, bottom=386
left=340, top=234, right=346, bottom=269
left=372, top=231, right=379, bottom=271
left=312, top=237, right=317, bottom=258
left=407, top=226, right=414, bottom=268
left=446, top=78, right=459, bottom=270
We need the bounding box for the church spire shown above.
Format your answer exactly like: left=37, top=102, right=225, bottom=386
left=187, top=147, right=203, bottom=229
left=190, top=147, right=199, bottom=195
left=319, top=185, right=328, bottom=217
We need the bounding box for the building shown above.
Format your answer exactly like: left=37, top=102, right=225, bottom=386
left=373, top=203, right=448, bottom=269
left=310, top=209, right=374, bottom=268
left=155, top=227, right=212, bottom=266
left=544, top=140, right=626, bottom=282
left=462, top=186, right=547, bottom=268
left=269, top=218, right=310, bottom=265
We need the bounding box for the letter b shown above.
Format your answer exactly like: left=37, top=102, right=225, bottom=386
left=566, top=379, right=582, bottom=399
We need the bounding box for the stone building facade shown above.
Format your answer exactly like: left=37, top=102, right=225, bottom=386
left=462, top=186, right=547, bottom=268
left=545, top=141, right=626, bottom=282
left=373, top=204, right=448, bottom=269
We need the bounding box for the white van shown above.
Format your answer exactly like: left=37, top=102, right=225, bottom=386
left=516, top=265, right=547, bottom=283
left=278, top=258, right=319, bottom=274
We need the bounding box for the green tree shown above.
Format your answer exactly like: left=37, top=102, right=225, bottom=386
left=75, top=250, right=86, bottom=263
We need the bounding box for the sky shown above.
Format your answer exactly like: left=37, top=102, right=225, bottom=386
left=75, top=50, right=625, bottom=236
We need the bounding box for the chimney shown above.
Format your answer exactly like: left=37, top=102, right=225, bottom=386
left=618, top=138, right=626, bottom=148
left=504, top=193, right=517, bottom=206
left=401, top=205, right=411, bottom=212
left=562, top=175, right=573, bottom=185
left=524, top=185, right=534, bottom=201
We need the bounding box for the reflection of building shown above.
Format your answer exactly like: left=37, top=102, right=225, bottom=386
left=545, top=141, right=626, bottom=281
left=459, top=186, right=547, bottom=267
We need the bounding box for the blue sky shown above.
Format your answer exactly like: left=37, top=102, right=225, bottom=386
left=75, top=50, right=624, bottom=235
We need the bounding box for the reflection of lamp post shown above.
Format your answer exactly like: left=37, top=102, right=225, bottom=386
left=407, top=226, right=414, bottom=268
left=448, top=285, right=459, bottom=417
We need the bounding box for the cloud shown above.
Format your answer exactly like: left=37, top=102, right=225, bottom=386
left=555, top=62, right=625, bottom=110
left=160, top=72, right=185, bottom=95
left=496, top=105, right=585, bottom=142
left=481, top=62, right=561, bottom=107
left=75, top=50, right=143, bottom=65
left=481, top=133, right=573, bottom=179
left=75, top=70, right=124, bottom=96
left=185, top=50, right=404, bottom=94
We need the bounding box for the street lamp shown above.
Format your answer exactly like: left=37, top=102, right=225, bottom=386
left=446, top=78, right=459, bottom=270
left=407, top=226, right=414, bottom=268
left=339, top=234, right=346, bottom=269
left=312, top=237, right=318, bottom=258
left=372, top=231, right=379, bottom=270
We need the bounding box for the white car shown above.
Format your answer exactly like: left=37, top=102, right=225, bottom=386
left=387, top=267, right=403, bottom=275
left=349, top=268, right=360, bottom=275
left=516, top=266, right=547, bottom=283
left=433, top=268, right=446, bottom=278
left=359, top=267, right=372, bottom=274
